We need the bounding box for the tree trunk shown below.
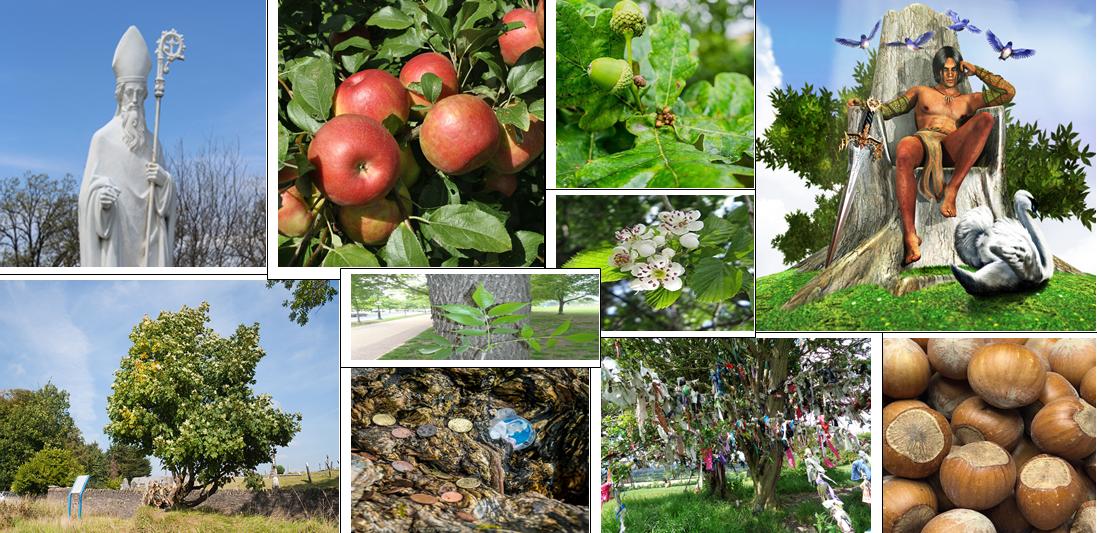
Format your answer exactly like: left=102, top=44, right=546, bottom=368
left=749, top=339, right=792, bottom=511
left=557, top=299, right=564, bottom=315
left=427, top=274, right=531, bottom=360
left=704, top=460, right=728, bottom=499
left=783, top=4, right=1011, bottom=309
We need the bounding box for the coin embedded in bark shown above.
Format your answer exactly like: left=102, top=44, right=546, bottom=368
left=448, top=418, right=473, bottom=433
left=391, top=460, right=414, bottom=472
left=456, top=477, right=481, bottom=489
left=391, top=427, right=414, bottom=439
left=390, top=479, right=414, bottom=488
left=457, top=511, right=476, bottom=522
left=416, top=424, right=438, bottom=437
left=372, top=414, right=396, bottom=426
left=409, top=493, right=438, bottom=505
left=440, top=491, right=463, bottom=503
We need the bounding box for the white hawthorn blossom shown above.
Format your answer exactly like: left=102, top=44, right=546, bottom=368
left=609, top=210, right=704, bottom=293
left=629, top=255, right=686, bottom=292
left=659, top=209, right=703, bottom=249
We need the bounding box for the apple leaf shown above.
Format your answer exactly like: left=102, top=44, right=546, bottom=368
left=424, top=204, right=512, bottom=253
left=495, top=100, right=530, bottom=132
left=455, top=0, right=496, bottom=32
left=286, top=55, right=334, bottom=121
left=419, top=73, right=443, bottom=104
left=382, top=224, right=430, bottom=266
left=322, top=244, right=381, bottom=267
left=418, top=4, right=453, bottom=44
left=509, top=231, right=544, bottom=266
left=366, top=7, right=413, bottom=30
left=506, top=56, right=545, bottom=97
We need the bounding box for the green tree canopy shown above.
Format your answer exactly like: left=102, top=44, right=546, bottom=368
left=11, top=447, right=81, bottom=495
left=267, top=280, right=337, bottom=326
left=107, top=442, right=151, bottom=482
left=531, top=274, right=599, bottom=314
left=104, top=302, right=301, bottom=508
left=0, top=383, right=82, bottom=490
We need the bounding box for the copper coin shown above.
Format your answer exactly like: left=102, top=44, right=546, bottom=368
left=409, top=493, right=438, bottom=505
left=372, top=414, right=396, bottom=426
left=391, top=460, right=414, bottom=472
left=457, top=511, right=476, bottom=522
left=448, top=418, right=473, bottom=433
left=456, top=477, right=481, bottom=489
left=416, top=424, right=438, bottom=437
left=440, top=491, right=463, bottom=503
left=391, top=427, right=414, bottom=439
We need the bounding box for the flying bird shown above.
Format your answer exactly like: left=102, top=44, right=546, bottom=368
left=950, top=190, right=1054, bottom=295
left=886, top=31, right=934, bottom=51
left=946, top=10, right=982, bottom=33
left=835, top=20, right=880, bottom=49
left=986, top=30, right=1035, bottom=60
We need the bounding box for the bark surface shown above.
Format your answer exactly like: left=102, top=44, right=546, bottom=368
left=427, top=274, right=531, bottom=360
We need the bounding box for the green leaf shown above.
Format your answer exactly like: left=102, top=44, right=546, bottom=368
left=382, top=224, right=430, bottom=266
left=445, top=313, right=488, bottom=327
left=287, top=56, right=335, bottom=120
left=287, top=97, right=322, bottom=134
left=551, top=320, right=572, bottom=337
left=321, top=245, right=380, bottom=267
left=507, top=58, right=544, bottom=97
left=424, top=205, right=512, bottom=253
left=644, top=287, right=682, bottom=310
left=556, top=123, right=611, bottom=186
left=277, top=123, right=290, bottom=166
left=510, top=231, right=544, bottom=266
left=454, top=328, right=488, bottom=336
left=418, top=346, right=447, bottom=355
left=332, top=36, right=374, bottom=54
left=455, top=0, right=495, bottom=31
left=555, top=2, right=626, bottom=130
left=520, top=325, right=534, bottom=339
left=420, top=72, right=443, bottom=104
left=495, top=100, right=530, bottom=132
left=378, top=30, right=428, bottom=60
left=437, top=304, right=480, bottom=317
left=528, top=338, right=543, bottom=352
left=561, top=246, right=630, bottom=282
left=419, top=4, right=453, bottom=44
left=488, top=302, right=529, bottom=317
left=471, top=284, right=495, bottom=308
left=528, top=99, right=545, bottom=121
left=688, top=258, right=743, bottom=304
left=564, top=332, right=598, bottom=343
left=645, top=11, right=699, bottom=109
left=492, top=314, right=527, bottom=325
left=573, top=130, right=747, bottom=188
left=366, top=7, right=413, bottom=30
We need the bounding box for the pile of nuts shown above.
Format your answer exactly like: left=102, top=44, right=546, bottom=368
left=883, top=338, right=1096, bottom=533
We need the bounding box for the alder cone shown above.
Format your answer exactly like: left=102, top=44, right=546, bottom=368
left=489, top=115, right=545, bottom=173
left=399, top=52, right=459, bottom=109
left=420, top=95, right=500, bottom=175
left=334, top=69, right=410, bottom=125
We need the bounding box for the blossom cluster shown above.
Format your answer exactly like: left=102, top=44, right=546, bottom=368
left=610, top=210, right=704, bottom=292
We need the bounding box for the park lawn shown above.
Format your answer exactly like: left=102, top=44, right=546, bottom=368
left=381, top=307, right=600, bottom=360
left=0, top=499, right=335, bottom=533
left=756, top=268, right=1096, bottom=331
left=222, top=469, right=338, bottom=490
left=349, top=313, right=427, bottom=326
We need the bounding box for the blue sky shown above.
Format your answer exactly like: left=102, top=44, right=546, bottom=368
left=756, top=0, right=1097, bottom=275
left=0, top=0, right=265, bottom=180
left=0, top=280, right=338, bottom=475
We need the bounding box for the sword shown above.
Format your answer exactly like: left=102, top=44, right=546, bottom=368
left=825, top=98, right=885, bottom=268
left=143, top=29, right=185, bottom=267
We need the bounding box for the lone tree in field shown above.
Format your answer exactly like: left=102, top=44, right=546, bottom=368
left=531, top=274, right=598, bottom=314
left=604, top=338, right=869, bottom=511
left=105, top=302, right=301, bottom=508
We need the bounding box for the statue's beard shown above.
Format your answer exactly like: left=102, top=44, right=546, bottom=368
left=121, top=105, right=146, bottom=153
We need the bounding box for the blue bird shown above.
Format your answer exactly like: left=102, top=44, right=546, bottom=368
left=886, top=31, right=935, bottom=51
left=835, top=20, right=880, bottom=49
left=987, top=30, right=1035, bottom=60
left=947, top=10, right=982, bottom=33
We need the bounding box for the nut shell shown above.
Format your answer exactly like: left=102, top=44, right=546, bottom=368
left=968, top=343, right=1048, bottom=409
left=884, top=338, right=932, bottom=399
left=987, top=495, right=1035, bottom=533
left=883, top=476, right=938, bottom=533
left=1048, top=339, right=1096, bottom=389
left=926, top=338, right=986, bottom=379
left=1030, top=398, right=1096, bottom=461
left=1074, top=500, right=1095, bottom=533
left=884, top=400, right=953, bottom=478
left=922, top=509, right=996, bottom=533
left=1082, top=367, right=1096, bottom=407
left=926, top=373, right=976, bottom=420
left=939, top=441, right=1017, bottom=510
left=1017, top=455, right=1087, bottom=530
left=952, top=395, right=1024, bottom=450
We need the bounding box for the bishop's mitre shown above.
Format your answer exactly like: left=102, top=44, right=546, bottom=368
left=113, top=26, right=151, bottom=84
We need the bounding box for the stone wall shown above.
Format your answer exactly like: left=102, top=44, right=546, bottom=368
left=45, top=486, right=337, bottom=520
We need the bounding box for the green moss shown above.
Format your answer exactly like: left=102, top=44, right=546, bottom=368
left=757, top=269, right=1096, bottom=331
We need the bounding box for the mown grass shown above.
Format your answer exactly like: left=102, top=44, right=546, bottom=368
left=381, top=308, right=600, bottom=360
left=222, top=469, right=338, bottom=490
left=756, top=268, right=1096, bottom=331
left=0, top=499, right=335, bottom=533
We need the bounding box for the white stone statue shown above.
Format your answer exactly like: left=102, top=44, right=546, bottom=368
left=79, top=26, right=176, bottom=267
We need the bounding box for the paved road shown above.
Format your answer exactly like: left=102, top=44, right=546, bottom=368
left=351, top=314, right=433, bottom=360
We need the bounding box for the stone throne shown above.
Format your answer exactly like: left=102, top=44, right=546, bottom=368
left=783, top=3, right=1010, bottom=309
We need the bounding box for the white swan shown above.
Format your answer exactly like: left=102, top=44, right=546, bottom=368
left=950, top=190, right=1054, bottom=295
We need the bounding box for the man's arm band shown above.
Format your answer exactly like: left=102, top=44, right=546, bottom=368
left=879, top=95, right=913, bottom=120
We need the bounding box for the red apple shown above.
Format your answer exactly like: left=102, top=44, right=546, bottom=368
left=338, top=184, right=413, bottom=245
left=485, top=173, right=518, bottom=197
left=278, top=166, right=298, bottom=185
left=537, top=0, right=545, bottom=42
left=308, top=114, right=400, bottom=206
left=278, top=186, right=314, bottom=237
left=333, top=69, right=410, bottom=125
left=499, top=9, right=544, bottom=65
left=420, top=94, right=500, bottom=175
left=489, top=114, right=545, bottom=173
left=399, top=144, right=421, bottom=187
left=399, top=52, right=459, bottom=110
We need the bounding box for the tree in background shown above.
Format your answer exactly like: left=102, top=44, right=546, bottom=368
left=268, top=279, right=338, bottom=326
left=531, top=274, right=598, bottom=314
left=70, top=441, right=111, bottom=489
left=107, top=442, right=152, bottom=484
left=350, top=275, right=428, bottom=320
left=11, top=448, right=81, bottom=495
left=759, top=51, right=1094, bottom=267
left=0, top=383, right=82, bottom=490
left=105, top=303, right=301, bottom=508
left=0, top=173, right=80, bottom=267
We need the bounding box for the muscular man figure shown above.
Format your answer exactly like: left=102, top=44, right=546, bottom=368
left=849, top=46, right=1014, bottom=265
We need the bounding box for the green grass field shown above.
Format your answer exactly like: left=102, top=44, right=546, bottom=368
left=756, top=268, right=1096, bottom=331
left=222, top=469, right=338, bottom=490
left=381, top=307, right=600, bottom=360
left=0, top=499, right=335, bottom=533
left=601, top=465, right=868, bottom=533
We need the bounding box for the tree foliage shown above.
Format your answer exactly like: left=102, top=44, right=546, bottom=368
left=104, top=303, right=301, bottom=508
left=0, top=173, right=80, bottom=267
left=0, top=384, right=82, bottom=490
left=350, top=274, right=428, bottom=317
left=267, top=280, right=338, bottom=326
left=107, top=442, right=152, bottom=482
left=530, top=274, right=599, bottom=313
left=11, top=448, right=81, bottom=496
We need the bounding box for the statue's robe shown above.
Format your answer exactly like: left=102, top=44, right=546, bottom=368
left=78, top=115, right=176, bottom=267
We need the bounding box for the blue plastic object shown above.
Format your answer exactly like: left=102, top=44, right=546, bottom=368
left=489, top=408, right=536, bottom=450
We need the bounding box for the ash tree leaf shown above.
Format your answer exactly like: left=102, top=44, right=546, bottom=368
left=528, top=338, right=542, bottom=351
left=507, top=57, right=545, bottom=97
left=688, top=257, right=743, bottom=304
left=445, top=313, right=488, bottom=327
left=471, top=284, right=495, bottom=309
left=321, top=244, right=380, bottom=267
left=555, top=2, right=626, bottom=131
left=644, top=287, right=682, bottom=310
left=574, top=130, right=747, bottom=188
left=419, top=72, right=443, bottom=103
left=455, top=329, right=488, bottom=336
left=492, top=314, right=527, bottom=325
left=438, top=304, right=480, bottom=316
left=495, top=101, right=530, bottom=131
left=551, top=320, right=572, bottom=337
left=424, top=205, right=512, bottom=253
left=646, top=11, right=699, bottom=109
left=382, top=224, right=430, bottom=266
left=562, top=246, right=629, bottom=282
left=488, top=302, right=529, bottom=317
left=564, top=332, right=598, bottom=343
left=520, top=325, right=534, bottom=339
left=419, top=346, right=447, bottom=355
left=366, top=7, right=413, bottom=30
